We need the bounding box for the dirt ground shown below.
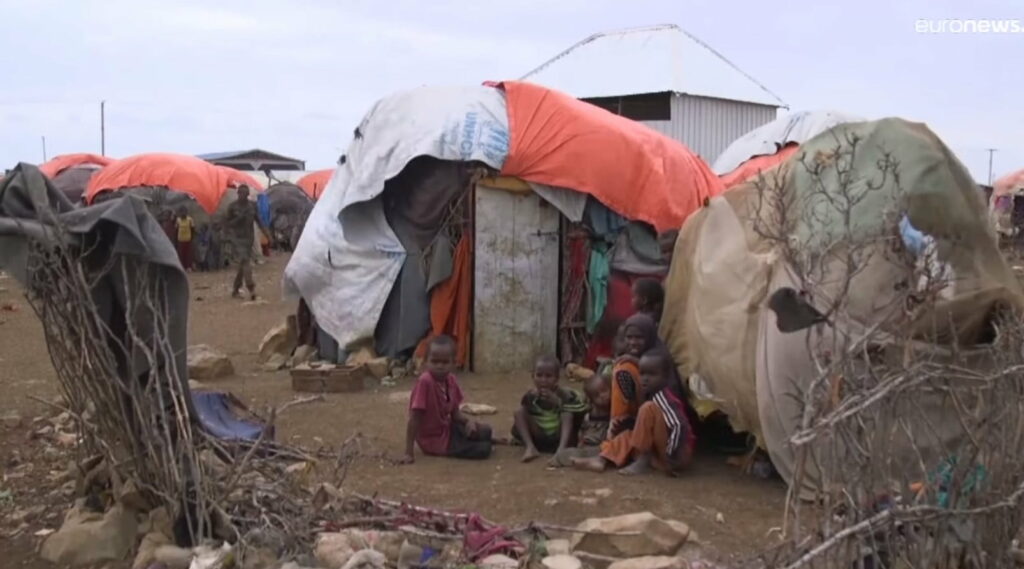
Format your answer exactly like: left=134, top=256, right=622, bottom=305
left=0, top=253, right=787, bottom=567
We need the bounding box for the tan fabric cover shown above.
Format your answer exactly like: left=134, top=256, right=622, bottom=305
left=660, top=117, right=1024, bottom=492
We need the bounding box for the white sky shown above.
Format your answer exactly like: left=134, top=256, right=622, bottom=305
left=1, top=0, right=1021, bottom=183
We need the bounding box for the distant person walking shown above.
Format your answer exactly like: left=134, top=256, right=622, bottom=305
left=224, top=185, right=270, bottom=300
left=174, top=206, right=196, bottom=271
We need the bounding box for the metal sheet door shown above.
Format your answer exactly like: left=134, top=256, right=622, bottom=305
left=473, top=185, right=559, bottom=373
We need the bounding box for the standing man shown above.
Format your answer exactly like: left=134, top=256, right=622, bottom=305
left=224, top=185, right=270, bottom=300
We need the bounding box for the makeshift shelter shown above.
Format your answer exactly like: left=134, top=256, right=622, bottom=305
left=285, top=81, right=724, bottom=371
left=86, top=153, right=264, bottom=217
left=296, top=169, right=333, bottom=200
left=713, top=111, right=863, bottom=187
left=39, top=153, right=115, bottom=203
left=990, top=169, right=1024, bottom=237
left=264, top=182, right=313, bottom=250
left=660, top=118, right=1024, bottom=492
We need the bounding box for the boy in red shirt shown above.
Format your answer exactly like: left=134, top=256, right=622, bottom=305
left=400, top=335, right=493, bottom=463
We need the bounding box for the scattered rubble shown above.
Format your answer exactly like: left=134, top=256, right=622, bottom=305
left=572, top=512, right=691, bottom=558
left=543, top=554, right=583, bottom=569
left=187, top=344, right=235, bottom=379
left=259, top=317, right=298, bottom=366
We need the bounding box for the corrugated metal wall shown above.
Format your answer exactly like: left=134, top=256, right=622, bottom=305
left=641, top=94, right=778, bottom=164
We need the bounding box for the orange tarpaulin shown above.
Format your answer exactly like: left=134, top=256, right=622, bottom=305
left=39, top=153, right=114, bottom=178
left=297, top=169, right=333, bottom=199
left=719, top=143, right=800, bottom=190
left=415, top=235, right=472, bottom=368
left=86, top=153, right=262, bottom=214
left=994, top=169, right=1024, bottom=198
left=216, top=166, right=265, bottom=193
left=491, top=81, right=725, bottom=233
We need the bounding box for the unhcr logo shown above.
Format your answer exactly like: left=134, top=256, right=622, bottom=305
left=915, top=18, right=1024, bottom=33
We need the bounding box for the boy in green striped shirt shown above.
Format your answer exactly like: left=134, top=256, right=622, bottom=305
left=513, top=355, right=589, bottom=463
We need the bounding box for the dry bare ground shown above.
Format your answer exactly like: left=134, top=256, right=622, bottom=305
left=0, top=253, right=786, bottom=567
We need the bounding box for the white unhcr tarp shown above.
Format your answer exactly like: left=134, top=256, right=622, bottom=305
left=712, top=110, right=863, bottom=175
left=282, top=86, right=510, bottom=349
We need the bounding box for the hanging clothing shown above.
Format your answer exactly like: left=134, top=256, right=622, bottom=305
left=587, top=243, right=610, bottom=334
left=415, top=234, right=473, bottom=367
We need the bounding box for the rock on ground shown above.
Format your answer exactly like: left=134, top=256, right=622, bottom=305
left=366, top=357, right=390, bottom=380
left=187, top=345, right=235, bottom=380
left=40, top=501, right=139, bottom=566
left=460, top=402, right=498, bottom=416
left=480, top=554, right=519, bottom=569
left=259, top=317, right=298, bottom=364
left=543, top=554, right=583, bottom=569
left=608, top=557, right=689, bottom=569
left=1, top=411, right=23, bottom=429
left=571, top=512, right=690, bottom=559
left=290, top=344, right=318, bottom=367
left=546, top=539, right=572, bottom=557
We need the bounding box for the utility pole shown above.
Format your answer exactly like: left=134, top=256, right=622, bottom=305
left=41, top=136, right=47, bottom=161
left=987, top=148, right=997, bottom=185
left=100, top=100, right=106, bottom=156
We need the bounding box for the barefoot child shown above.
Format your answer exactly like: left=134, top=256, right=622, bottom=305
left=574, top=349, right=695, bottom=476
left=400, top=336, right=494, bottom=463
left=513, top=355, right=588, bottom=462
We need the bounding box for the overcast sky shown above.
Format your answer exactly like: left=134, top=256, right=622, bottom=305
left=1, top=0, right=1020, bottom=183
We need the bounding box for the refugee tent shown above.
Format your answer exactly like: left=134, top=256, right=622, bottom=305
left=660, top=117, right=1024, bottom=492
left=86, top=153, right=264, bottom=217
left=285, top=81, right=723, bottom=371
left=265, top=181, right=313, bottom=250
left=297, top=169, right=333, bottom=200
left=713, top=111, right=862, bottom=189
left=39, top=153, right=115, bottom=203
left=990, top=169, right=1024, bottom=237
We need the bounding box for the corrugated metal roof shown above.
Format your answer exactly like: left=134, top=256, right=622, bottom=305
left=197, top=149, right=304, bottom=163
left=521, top=24, right=786, bottom=108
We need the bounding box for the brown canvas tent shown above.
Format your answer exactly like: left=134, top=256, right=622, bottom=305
left=660, top=118, right=1024, bottom=493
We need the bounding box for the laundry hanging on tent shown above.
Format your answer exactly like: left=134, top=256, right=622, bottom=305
left=584, top=197, right=627, bottom=242
left=257, top=193, right=271, bottom=229
left=610, top=221, right=668, bottom=275
left=416, top=234, right=473, bottom=367
left=587, top=242, right=611, bottom=334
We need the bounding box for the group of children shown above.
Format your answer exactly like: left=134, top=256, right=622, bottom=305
left=400, top=278, right=696, bottom=477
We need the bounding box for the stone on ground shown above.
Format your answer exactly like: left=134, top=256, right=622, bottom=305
left=546, top=539, right=572, bottom=556
left=460, top=402, right=498, bottom=416
left=387, top=392, right=411, bottom=404
left=366, top=357, right=390, bottom=380
left=1, top=411, right=23, bottom=429
left=480, top=554, right=519, bottom=569
left=290, top=344, right=318, bottom=367
left=346, top=346, right=377, bottom=367
left=544, top=554, right=583, bottom=569
left=187, top=345, right=235, bottom=380
left=341, top=549, right=387, bottom=569
left=40, top=501, right=139, bottom=566
left=259, top=317, right=298, bottom=364
left=575, top=552, right=621, bottom=569
left=608, top=557, right=689, bottom=569
left=571, top=512, right=690, bottom=559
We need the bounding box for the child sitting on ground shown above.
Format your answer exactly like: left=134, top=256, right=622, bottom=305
left=549, top=370, right=613, bottom=467
left=400, top=335, right=495, bottom=463
left=573, top=349, right=695, bottom=476
left=513, top=355, right=588, bottom=463
left=579, top=370, right=612, bottom=447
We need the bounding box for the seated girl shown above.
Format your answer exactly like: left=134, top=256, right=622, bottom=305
left=573, top=349, right=695, bottom=476
left=608, top=313, right=663, bottom=436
